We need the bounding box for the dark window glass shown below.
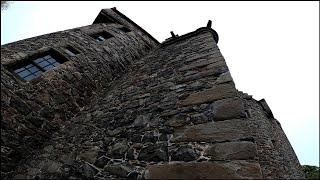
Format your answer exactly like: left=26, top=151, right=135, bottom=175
left=14, top=67, right=25, bottom=73
left=28, top=66, right=39, bottom=73
left=33, top=55, right=60, bottom=71
left=24, top=74, right=36, bottom=81
left=34, top=58, right=44, bottom=64
left=64, top=46, right=80, bottom=56
left=12, top=53, right=66, bottom=81
left=96, top=36, right=105, bottom=42
left=47, top=58, right=56, bottom=64
left=14, top=64, right=42, bottom=81
left=119, top=26, right=131, bottom=33
left=44, top=55, right=51, bottom=59
left=17, top=69, right=31, bottom=78
left=90, top=31, right=113, bottom=42
left=37, top=60, right=50, bottom=68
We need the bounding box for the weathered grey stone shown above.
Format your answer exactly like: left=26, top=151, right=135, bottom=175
left=127, top=171, right=140, bottom=179
left=179, top=58, right=221, bottom=71
left=204, top=141, right=257, bottom=160
left=215, top=71, right=233, bottom=84
left=258, top=99, right=274, bottom=118
left=171, top=146, right=200, bottom=162
left=138, top=142, right=168, bottom=162
left=42, top=160, right=62, bottom=174
left=77, top=146, right=100, bottom=164
left=179, top=66, right=228, bottom=83
left=25, top=168, right=41, bottom=178
left=25, top=113, right=44, bottom=128
left=172, top=120, right=251, bottom=142
left=179, top=83, right=237, bottom=106
left=103, top=164, right=133, bottom=177
left=60, top=151, right=77, bottom=165
left=14, top=174, right=28, bottom=180
left=43, top=145, right=54, bottom=153
left=170, top=84, right=186, bottom=90
left=81, top=163, right=99, bottom=179
left=133, top=114, right=151, bottom=127
left=108, top=141, right=129, bottom=159
left=106, top=127, right=123, bottom=137
left=126, top=148, right=135, bottom=160
left=164, top=114, right=188, bottom=127
left=159, top=134, right=168, bottom=141
left=189, top=81, right=204, bottom=89
left=143, top=161, right=262, bottom=179
left=213, top=97, right=246, bottom=121
left=190, top=113, right=208, bottom=124
left=92, top=110, right=104, bottom=118
left=205, top=60, right=227, bottom=70
left=94, top=156, right=110, bottom=168
left=141, top=132, right=158, bottom=143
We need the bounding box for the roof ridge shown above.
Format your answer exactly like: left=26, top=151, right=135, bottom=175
left=161, top=27, right=219, bottom=48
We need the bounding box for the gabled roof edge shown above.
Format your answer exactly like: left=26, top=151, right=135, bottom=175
left=110, top=7, right=160, bottom=45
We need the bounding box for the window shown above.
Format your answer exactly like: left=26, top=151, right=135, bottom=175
left=90, top=31, right=114, bottom=42
left=64, top=45, right=80, bottom=56
left=119, top=26, right=131, bottom=33
left=11, top=51, right=68, bottom=81
left=14, top=64, right=42, bottom=81
left=33, top=55, right=60, bottom=71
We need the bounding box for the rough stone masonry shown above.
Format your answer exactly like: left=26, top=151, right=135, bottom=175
left=1, top=7, right=305, bottom=179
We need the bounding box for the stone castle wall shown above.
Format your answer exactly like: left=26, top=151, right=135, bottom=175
left=1, top=9, right=158, bottom=176
left=1, top=8, right=304, bottom=179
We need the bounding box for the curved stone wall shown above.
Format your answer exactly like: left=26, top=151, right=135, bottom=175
left=1, top=19, right=158, bottom=176
left=3, top=27, right=304, bottom=179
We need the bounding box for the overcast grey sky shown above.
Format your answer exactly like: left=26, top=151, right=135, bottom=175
left=1, top=1, right=319, bottom=166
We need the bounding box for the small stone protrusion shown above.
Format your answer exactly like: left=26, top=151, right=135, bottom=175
left=207, top=20, right=212, bottom=28
left=258, top=99, right=274, bottom=119
left=170, top=31, right=176, bottom=38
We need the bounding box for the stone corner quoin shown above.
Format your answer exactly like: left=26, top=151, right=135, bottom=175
left=0, top=7, right=305, bottom=179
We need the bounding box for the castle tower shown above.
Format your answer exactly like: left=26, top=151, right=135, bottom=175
left=1, top=8, right=304, bottom=179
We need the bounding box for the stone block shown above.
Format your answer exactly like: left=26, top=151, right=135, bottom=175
left=205, top=60, right=226, bottom=69
left=77, top=146, right=100, bottom=164
left=204, top=141, right=257, bottom=160
left=258, top=99, right=274, bottom=118
left=215, top=71, right=233, bottom=84
left=179, top=58, right=221, bottom=71
left=94, top=156, right=110, bottom=168
left=164, top=114, right=188, bottom=127
left=179, top=83, right=237, bottom=106
left=138, top=142, right=168, bottom=162
left=170, top=145, right=200, bottom=162
left=213, top=97, right=246, bottom=121
left=133, top=113, right=151, bottom=127
left=179, top=65, right=228, bottom=83
left=143, top=161, right=262, bottom=179
left=104, top=164, right=133, bottom=177
left=172, top=120, right=251, bottom=142
left=108, top=141, right=129, bottom=159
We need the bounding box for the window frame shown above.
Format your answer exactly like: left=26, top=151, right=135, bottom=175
left=89, top=31, right=114, bottom=42
left=64, top=45, right=81, bottom=56
left=9, top=49, right=69, bottom=82
left=118, top=26, right=131, bottom=33
left=13, top=63, right=43, bottom=81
